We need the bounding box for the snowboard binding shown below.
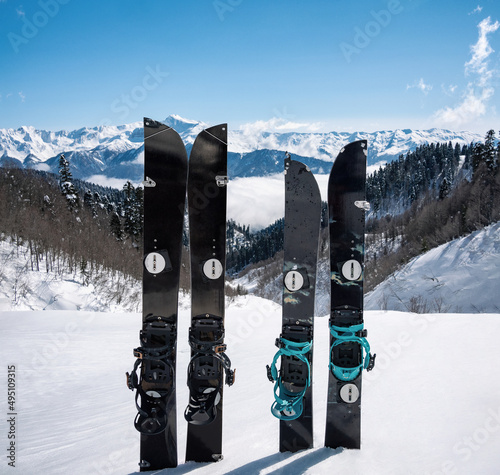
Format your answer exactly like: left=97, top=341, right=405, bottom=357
left=267, top=325, right=312, bottom=421
left=328, top=311, right=375, bottom=382
left=184, top=314, right=235, bottom=426
left=126, top=315, right=176, bottom=435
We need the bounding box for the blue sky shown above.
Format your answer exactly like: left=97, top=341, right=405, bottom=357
left=1, top=0, right=499, bottom=134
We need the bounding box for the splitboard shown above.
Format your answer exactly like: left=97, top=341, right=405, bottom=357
left=185, top=124, right=235, bottom=462
left=267, top=153, right=321, bottom=452
left=325, top=140, right=375, bottom=450
left=127, top=118, right=188, bottom=470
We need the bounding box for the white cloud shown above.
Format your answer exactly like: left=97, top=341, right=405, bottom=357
left=239, top=117, right=323, bottom=135
left=407, top=78, right=433, bottom=95
left=85, top=175, right=137, bottom=190
left=33, top=163, right=51, bottom=172
left=465, top=16, right=500, bottom=86
left=469, top=5, right=483, bottom=15
left=433, top=16, right=499, bottom=128
left=227, top=174, right=284, bottom=229
left=18, top=91, right=25, bottom=103
left=441, top=84, right=458, bottom=96
left=433, top=85, right=493, bottom=128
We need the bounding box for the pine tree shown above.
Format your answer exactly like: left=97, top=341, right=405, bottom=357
left=58, top=154, right=79, bottom=212
left=83, top=190, right=93, bottom=208
left=439, top=177, right=450, bottom=200
left=471, top=142, right=484, bottom=175
left=497, top=132, right=500, bottom=168
left=483, top=129, right=496, bottom=171
left=110, top=212, right=123, bottom=241
left=122, top=181, right=143, bottom=244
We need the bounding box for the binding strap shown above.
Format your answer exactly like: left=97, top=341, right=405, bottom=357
left=184, top=322, right=235, bottom=425
left=126, top=316, right=175, bottom=435
left=187, top=335, right=235, bottom=386
left=329, top=323, right=375, bottom=381
left=266, top=337, right=312, bottom=421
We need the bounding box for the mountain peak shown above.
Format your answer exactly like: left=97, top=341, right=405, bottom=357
left=163, top=115, right=207, bottom=134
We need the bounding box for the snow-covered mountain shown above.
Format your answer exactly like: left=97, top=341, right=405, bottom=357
left=229, top=126, right=481, bottom=168
left=0, top=115, right=482, bottom=184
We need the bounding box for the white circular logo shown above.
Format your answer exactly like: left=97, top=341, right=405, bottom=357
left=339, top=383, right=360, bottom=403
left=203, top=259, right=223, bottom=280
left=144, top=252, right=166, bottom=274
left=284, top=270, right=304, bottom=292
left=342, top=260, right=362, bottom=281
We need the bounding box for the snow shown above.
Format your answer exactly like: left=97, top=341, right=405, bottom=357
left=0, top=122, right=142, bottom=162
left=366, top=222, right=500, bottom=313
left=1, top=298, right=499, bottom=474
left=0, top=239, right=140, bottom=313
left=1, top=114, right=499, bottom=472
left=1, top=222, right=500, bottom=472
left=0, top=115, right=482, bottom=186
left=228, top=126, right=481, bottom=166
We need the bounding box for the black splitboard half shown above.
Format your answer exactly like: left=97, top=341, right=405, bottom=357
left=279, top=157, right=321, bottom=452
left=136, top=118, right=187, bottom=471
left=185, top=124, right=229, bottom=462
left=325, top=140, right=368, bottom=450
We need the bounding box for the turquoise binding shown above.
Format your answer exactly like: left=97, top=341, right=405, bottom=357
left=329, top=323, right=373, bottom=381
left=268, top=338, right=312, bottom=420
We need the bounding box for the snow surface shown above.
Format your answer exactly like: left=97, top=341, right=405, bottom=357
left=1, top=297, right=499, bottom=474
left=366, top=222, right=500, bottom=313
left=1, top=222, right=500, bottom=472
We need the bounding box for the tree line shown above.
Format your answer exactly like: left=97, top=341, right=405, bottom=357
left=366, top=141, right=472, bottom=216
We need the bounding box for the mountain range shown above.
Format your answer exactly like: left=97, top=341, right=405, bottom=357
left=0, top=115, right=483, bottom=184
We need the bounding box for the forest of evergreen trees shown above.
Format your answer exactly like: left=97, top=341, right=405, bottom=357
left=226, top=219, right=284, bottom=273
left=366, top=141, right=472, bottom=216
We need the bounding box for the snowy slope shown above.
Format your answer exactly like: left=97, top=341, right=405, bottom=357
left=366, top=222, right=500, bottom=313
left=0, top=238, right=140, bottom=313
left=1, top=299, right=499, bottom=474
